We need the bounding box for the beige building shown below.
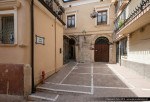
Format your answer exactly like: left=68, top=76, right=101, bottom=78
left=112, top=0, right=150, bottom=79
left=0, top=0, right=150, bottom=98
left=63, top=0, right=116, bottom=64
left=0, top=0, right=65, bottom=96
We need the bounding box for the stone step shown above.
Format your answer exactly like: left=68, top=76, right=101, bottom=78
left=28, top=91, right=59, bottom=102
left=37, top=82, right=92, bottom=95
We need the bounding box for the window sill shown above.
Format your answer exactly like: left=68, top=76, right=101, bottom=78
left=65, top=27, right=77, bottom=30
left=0, top=44, right=17, bottom=47
left=95, top=24, right=110, bottom=27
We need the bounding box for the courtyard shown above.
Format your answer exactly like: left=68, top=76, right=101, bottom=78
left=28, top=62, right=150, bottom=102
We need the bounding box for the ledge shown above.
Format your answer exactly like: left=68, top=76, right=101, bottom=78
left=0, top=44, right=17, bottom=47
left=0, top=0, right=21, bottom=9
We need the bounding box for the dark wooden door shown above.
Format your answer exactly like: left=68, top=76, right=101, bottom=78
left=95, top=44, right=109, bottom=62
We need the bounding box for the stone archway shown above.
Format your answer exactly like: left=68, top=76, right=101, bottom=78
left=94, top=37, right=109, bottom=62
left=91, top=34, right=114, bottom=63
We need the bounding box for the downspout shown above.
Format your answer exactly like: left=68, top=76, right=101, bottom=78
left=55, top=17, right=57, bottom=72
left=31, top=0, right=35, bottom=93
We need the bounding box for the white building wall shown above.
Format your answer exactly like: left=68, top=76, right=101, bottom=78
left=127, top=24, right=150, bottom=64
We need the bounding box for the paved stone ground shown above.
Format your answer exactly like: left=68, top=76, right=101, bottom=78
left=0, top=94, right=26, bottom=102
left=27, top=61, right=150, bottom=102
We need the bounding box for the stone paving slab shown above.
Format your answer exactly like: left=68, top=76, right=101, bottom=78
left=28, top=91, right=58, bottom=102
left=56, top=88, right=137, bottom=102
left=93, top=62, right=108, bottom=68
left=45, top=62, right=76, bottom=83
left=0, top=95, right=26, bottom=102
left=93, top=74, right=128, bottom=88
left=38, top=83, right=91, bottom=94
left=62, top=73, right=91, bottom=86
left=93, top=68, right=114, bottom=74
left=77, top=64, right=91, bottom=68
left=72, top=68, right=91, bottom=73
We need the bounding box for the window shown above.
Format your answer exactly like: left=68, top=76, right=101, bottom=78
left=67, top=15, right=75, bottom=28
left=0, top=16, right=14, bottom=44
left=97, top=10, right=107, bottom=25
left=120, top=38, right=127, bottom=56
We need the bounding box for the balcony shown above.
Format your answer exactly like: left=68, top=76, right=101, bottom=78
left=39, top=0, right=65, bottom=25
left=114, top=0, right=150, bottom=41
left=0, top=0, right=21, bottom=9
left=119, top=0, right=129, bottom=11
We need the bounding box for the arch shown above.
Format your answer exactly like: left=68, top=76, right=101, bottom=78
left=94, top=36, right=109, bottom=62
left=95, top=37, right=109, bottom=44
left=92, top=34, right=112, bottom=45
left=69, top=36, right=78, bottom=45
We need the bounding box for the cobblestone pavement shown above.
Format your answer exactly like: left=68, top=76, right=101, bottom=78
left=28, top=62, right=150, bottom=102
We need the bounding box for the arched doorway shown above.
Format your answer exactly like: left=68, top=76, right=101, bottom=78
left=94, top=37, right=109, bottom=62
left=69, top=38, right=76, bottom=60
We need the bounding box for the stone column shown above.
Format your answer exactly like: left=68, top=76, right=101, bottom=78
left=109, top=44, right=113, bottom=63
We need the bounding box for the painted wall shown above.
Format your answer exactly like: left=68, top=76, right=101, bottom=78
left=56, top=22, right=64, bottom=71
left=127, top=24, right=150, bottom=64
left=0, top=0, right=31, bottom=65
left=34, top=1, right=64, bottom=85
left=0, top=0, right=31, bottom=96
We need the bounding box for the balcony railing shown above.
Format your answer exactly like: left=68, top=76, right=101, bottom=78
left=114, top=0, right=150, bottom=33
left=39, top=0, right=65, bottom=25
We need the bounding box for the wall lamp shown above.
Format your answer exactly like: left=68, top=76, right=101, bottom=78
left=90, top=8, right=98, bottom=19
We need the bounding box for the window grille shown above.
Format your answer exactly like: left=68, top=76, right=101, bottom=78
left=0, top=16, right=14, bottom=44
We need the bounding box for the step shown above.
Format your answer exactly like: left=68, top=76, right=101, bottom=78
left=28, top=91, right=59, bottom=102
left=37, top=83, right=92, bottom=95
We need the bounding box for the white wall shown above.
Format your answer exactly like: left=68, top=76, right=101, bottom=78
left=128, top=24, right=150, bottom=64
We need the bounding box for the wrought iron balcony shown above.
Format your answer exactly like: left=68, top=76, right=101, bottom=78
left=114, top=0, right=150, bottom=33
left=39, top=0, right=65, bottom=25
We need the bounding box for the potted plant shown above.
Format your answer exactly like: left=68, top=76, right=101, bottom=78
left=118, top=19, right=124, bottom=28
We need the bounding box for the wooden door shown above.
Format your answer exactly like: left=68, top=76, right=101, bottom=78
left=95, top=44, right=109, bottom=62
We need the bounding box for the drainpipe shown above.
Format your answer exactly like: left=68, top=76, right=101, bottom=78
left=55, top=17, right=57, bottom=72
left=31, top=0, right=35, bottom=93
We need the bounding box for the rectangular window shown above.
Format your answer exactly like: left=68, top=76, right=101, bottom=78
left=97, top=10, right=107, bottom=25
left=0, top=16, right=14, bottom=44
left=67, top=15, right=75, bottom=28
left=120, top=38, right=127, bottom=56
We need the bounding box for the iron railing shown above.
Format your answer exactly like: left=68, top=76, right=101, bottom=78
left=0, top=16, right=14, bottom=44
left=114, top=0, right=150, bottom=33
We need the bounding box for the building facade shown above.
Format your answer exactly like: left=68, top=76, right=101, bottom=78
left=0, top=0, right=150, bottom=98
left=0, top=0, right=65, bottom=96
left=112, top=0, right=150, bottom=79
left=63, top=0, right=116, bottom=64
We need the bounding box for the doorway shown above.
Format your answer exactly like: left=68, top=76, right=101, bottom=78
left=69, top=38, right=76, bottom=60
left=94, top=37, right=109, bottom=62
